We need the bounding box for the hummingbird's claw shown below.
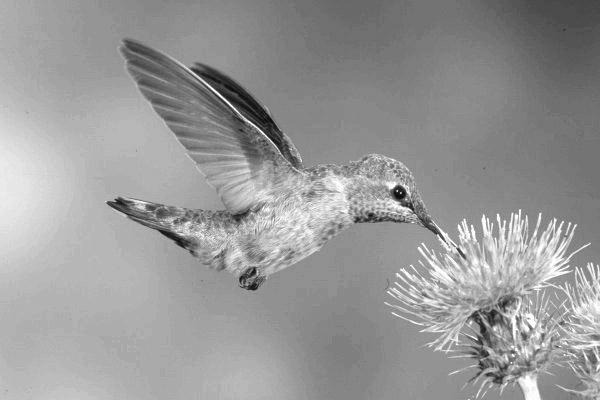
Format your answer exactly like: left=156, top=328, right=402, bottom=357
left=239, top=267, right=266, bottom=291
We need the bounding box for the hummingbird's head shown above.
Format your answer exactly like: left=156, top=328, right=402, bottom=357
left=344, top=154, right=442, bottom=237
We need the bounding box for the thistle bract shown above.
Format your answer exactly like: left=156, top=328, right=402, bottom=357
left=463, top=295, right=562, bottom=397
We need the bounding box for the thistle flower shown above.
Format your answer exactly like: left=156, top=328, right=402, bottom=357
left=562, top=263, right=600, bottom=398
left=386, top=212, right=587, bottom=398
left=387, top=212, right=583, bottom=350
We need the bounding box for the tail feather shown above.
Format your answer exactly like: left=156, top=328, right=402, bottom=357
left=107, top=197, right=230, bottom=270
left=106, top=197, right=196, bottom=250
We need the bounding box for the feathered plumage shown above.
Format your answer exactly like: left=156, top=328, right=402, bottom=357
left=109, top=39, right=443, bottom=290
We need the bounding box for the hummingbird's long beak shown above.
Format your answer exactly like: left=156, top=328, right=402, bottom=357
left=412, top=191, right=466, bottom=259
left=420, top=217, right=467, bottom=260
left=420, top=216, right=442, bottom=237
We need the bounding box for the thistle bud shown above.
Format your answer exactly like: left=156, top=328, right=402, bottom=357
left=562, top=264, right=600, bottom=398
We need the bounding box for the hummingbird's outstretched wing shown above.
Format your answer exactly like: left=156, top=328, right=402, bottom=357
left=190, top=63, right=303, bottom=169
left=120, top=39, right=303, bottom=214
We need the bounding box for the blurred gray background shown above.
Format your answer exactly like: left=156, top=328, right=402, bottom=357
left=1, top=1, right=600, bottom=399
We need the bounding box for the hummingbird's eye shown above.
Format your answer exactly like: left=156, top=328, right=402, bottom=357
left=392, top=185, right=407, bottom=201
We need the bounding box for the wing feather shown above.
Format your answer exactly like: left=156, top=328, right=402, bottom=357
left=120, top=39, right=302, bottom=213
left=190, top=62, right=303, bottom=169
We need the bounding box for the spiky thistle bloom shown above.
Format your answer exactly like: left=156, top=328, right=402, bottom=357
left=386, top=212, right=587, bottom=398
left=387, top=211, right=582, bottom=350
left=562, top=264, right=600, bottom=399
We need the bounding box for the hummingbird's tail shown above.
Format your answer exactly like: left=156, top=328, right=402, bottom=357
left=106, top=197, right=199, bottom=254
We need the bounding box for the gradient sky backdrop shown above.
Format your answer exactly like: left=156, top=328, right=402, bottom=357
left=1, top=1, right=600, bottom=399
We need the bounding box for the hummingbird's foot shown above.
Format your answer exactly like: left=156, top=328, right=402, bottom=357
left=238, top=267, right=266, bottom=291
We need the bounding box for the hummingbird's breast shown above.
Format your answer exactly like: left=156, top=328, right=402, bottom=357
left=226, top=173, right=353, bottom=276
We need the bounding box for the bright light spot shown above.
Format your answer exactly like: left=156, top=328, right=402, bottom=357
left=0, top=113, right=72, bottom=270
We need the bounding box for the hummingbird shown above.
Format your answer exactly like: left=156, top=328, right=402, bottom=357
left=107, top=39, right=450, bottom=291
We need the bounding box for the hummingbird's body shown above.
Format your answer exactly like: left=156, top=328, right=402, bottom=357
left=111, top=166, right=354, bottom=280
left=108, top=40, right=446, bottom=290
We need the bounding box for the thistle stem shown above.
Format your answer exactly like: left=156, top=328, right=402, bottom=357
left=517, top=374, right=541, bottom=400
